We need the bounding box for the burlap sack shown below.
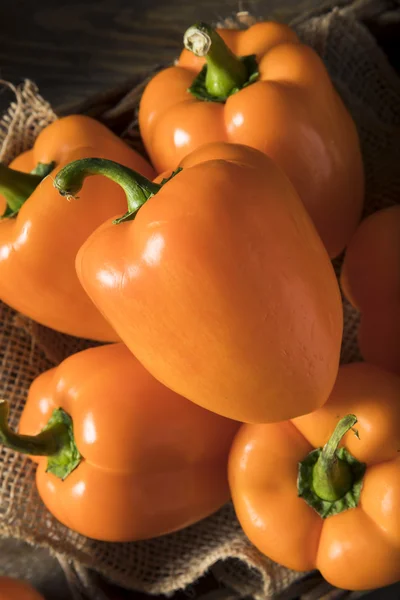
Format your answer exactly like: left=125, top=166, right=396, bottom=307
left=1, top=0, right=400, bottom=598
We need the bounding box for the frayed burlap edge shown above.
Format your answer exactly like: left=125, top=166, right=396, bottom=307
left=1, top=0, right=400, bottom=598
left=0, top=80, right=56, bottom=163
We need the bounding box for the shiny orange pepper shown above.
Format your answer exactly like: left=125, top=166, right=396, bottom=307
left=53, top=142, right=343, bottom=424
left=0, top=115, right=155, bottom=341
left=0, top=577, right=44, bottom=600
left=229, top=362, right=400, bottom=591
left=341, top=205, right=400, bottom=375
left=0, top=343, right=239, bottom=541
left=139, top=21, right=364, bottom=258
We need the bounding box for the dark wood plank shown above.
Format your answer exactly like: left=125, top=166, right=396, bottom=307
left=1, top=0, right=399, bottom=111
left=0, top=0, right=308, bottom=110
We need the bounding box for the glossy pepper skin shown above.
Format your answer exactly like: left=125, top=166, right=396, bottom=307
left=229, top=362, right=400, bottom=591
left=54, top=142, right=343, bottom=424
left=7, top=343, right=240, bottom=541
left=0, top=577, right=44, bottom=600
left=341, top=205, right=400, bottom=375
left=139, top=21, right=364, bottom=258
left=0, top=115, right=155, bottom=341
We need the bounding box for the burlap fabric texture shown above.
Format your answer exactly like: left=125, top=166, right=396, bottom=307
left=1, top=0, right=400, bottom=599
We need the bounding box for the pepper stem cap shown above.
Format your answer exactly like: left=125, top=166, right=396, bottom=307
left=0, top=161, right=55, bottom=218
left=298, top=414, right=367, bottom=519
left=184, top=22, right=258, bottom=101
left=0, top=400, right=81, bottom=480
left=54, top=158, right=182, bottom=224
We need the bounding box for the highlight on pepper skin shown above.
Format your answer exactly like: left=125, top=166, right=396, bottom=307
left=229, top=362, right=400, bottom=591
left=53, top=144, right=343, bottom=425
left=9, top=342, right=241, bottom=542
left=139, top=20, right=364, bottom=258
left=0, top=114, right=155, bottom=342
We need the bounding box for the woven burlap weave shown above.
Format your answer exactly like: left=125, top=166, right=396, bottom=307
left=1, top=0, right=400, bottom=598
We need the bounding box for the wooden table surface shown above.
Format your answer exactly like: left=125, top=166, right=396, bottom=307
left=0, top=0, right=309, bottom=111
left=1, top=0, right=398, bottom=111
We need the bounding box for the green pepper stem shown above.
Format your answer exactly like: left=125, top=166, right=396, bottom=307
left=312, top=414, right=358, bottom=502
left=0, top=400, right=67, bottom=457
left=183, top=22, right=248, bottom=98
left=0, top=400, right=82, bottom=480
left=53, top=158, right=161, bottom=224
left=0, top=163, right=44, bottom=215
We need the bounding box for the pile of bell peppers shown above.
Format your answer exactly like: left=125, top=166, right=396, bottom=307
left=1, top=19, right=399, bottom=594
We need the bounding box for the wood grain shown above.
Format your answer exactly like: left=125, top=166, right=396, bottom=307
left=0, top=0, right=314, bottom=110
left=0, top=0, right=399, bottom=112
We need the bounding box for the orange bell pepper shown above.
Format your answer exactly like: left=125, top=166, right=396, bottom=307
left=0, top=114, right=155, bottom=341
left=229, top=362, right=400, bottom=590
left=0, top=342, right=239, bottom=541
left=341, top=205, right=400, bottom=375
left=139, top=21, right=364, bottom=258
left=0, top=578, right=44, bottom=600
left=53, top=142, right=343, bottom=423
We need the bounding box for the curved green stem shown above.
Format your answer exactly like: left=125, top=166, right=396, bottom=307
left=53, top=158, right=162, bottom=224
left=184, top=22, right=248, bottom=98
left=0, top=400, right=81, bottom=480
left=298, top=414, right=366, bottom=518
left=0, top=164, right=42, bottom=216
left=31, top=161, right=56, bottom=178
left=312, top=415, right=357, bottom=501
left=0, top=161, right=55, bottom=218
left=0, top=400, right=63, bottom=456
